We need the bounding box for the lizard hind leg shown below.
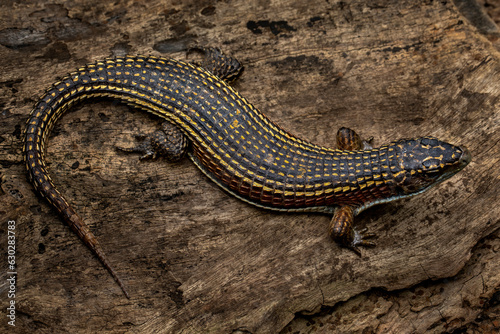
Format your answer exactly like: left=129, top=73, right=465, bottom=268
left=188, top=47, right=244, bottom=83
left=328, top=206, right=376, bottom=255
left=117, top=122, right=189, bottom=161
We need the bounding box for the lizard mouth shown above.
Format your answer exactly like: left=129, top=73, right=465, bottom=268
left=458, top=146, right=472, bottom=167
left=433, top=145, right=471, bottom=184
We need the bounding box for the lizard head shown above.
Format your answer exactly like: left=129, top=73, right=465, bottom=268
left=391, top=137, right=471, bottom=195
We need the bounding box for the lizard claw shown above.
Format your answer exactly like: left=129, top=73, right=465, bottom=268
left=349, top=228, right=376, bottom=256
left=356, top=227, right=376, bottom=240
left=116, top=141, right=157, bottom=160
left=329, top=206, right=376, bottom=256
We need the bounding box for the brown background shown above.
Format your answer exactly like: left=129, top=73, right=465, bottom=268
left=0, top=0, right=499, bottom=333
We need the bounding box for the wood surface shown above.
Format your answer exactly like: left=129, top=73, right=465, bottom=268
left=0, top=0, right=498, bottom=333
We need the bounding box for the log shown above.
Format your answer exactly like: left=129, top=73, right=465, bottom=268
left=0, top=0, right=498, bottom=333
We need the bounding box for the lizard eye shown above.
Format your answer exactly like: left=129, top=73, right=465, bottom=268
left=420, top=137, right=439, bottom=146
left=422, top=158, right=440, bottom=169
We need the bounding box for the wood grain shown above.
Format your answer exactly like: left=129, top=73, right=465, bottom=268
left=0, top=0, right=498, bottom=333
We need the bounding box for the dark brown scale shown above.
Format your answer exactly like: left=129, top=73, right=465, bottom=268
left=24, top=49, right=471, bottom=297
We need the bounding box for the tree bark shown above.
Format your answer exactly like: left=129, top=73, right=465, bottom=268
left=0, top=0, right=498, bottom=333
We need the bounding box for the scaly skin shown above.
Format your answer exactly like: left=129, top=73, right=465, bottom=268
left=24, top=49, right=471, bottom=297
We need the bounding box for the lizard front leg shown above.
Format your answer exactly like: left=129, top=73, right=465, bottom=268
left=329, top=127, right=376, bottom=254
left=328, top=206, right=375, bottom=255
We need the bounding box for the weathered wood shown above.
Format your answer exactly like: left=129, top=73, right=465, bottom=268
left=0, top=0, right=498, bottom=333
